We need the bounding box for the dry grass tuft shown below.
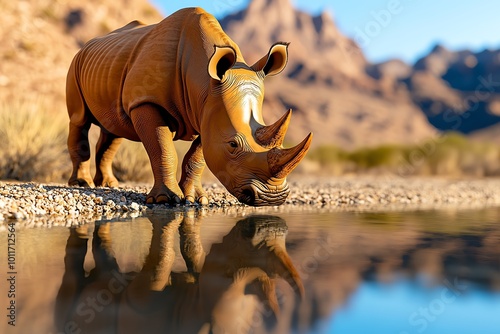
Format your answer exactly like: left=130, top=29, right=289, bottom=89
left=0, top=99, right=70, bottom=181
left=0, top=100, right=188, bottom=184
left=112, top=140, right=153, bottom=183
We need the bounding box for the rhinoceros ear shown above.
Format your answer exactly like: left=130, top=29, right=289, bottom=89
left=208, top=46, right=237, bottom=81
left=252, top=42, right=289, bottom=76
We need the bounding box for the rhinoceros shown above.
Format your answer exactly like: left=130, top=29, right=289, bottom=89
left=66, top=7, right=312, bottom=206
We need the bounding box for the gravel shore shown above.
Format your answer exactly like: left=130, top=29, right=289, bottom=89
left=1, top=176, right=500, bottom=227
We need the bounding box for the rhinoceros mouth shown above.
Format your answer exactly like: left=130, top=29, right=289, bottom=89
left=238, top=180, right=290, bottom=207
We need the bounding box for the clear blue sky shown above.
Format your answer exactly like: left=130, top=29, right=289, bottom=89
left=150, top=0, right=500, bottom=64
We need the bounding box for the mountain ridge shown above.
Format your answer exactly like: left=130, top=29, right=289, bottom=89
left=1, top=0, right=498, bottom=148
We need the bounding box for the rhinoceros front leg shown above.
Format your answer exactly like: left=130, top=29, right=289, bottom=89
left=180, top=213, right=206, bottom=273
left=68, top=122, right=95, bottom=187
left=123, top=214, right=182, bottom=308
left=94, top=129, right=123, bottom=187
left=179, top=137, right=208, bottom=205
left=130, top=104, right=183, bottom=204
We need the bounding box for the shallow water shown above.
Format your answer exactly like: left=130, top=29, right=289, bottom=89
left=1, top=207, right=500, bottom=334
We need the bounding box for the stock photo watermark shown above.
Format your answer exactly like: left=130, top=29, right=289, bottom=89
left=5, top=221, right=17, bottom=327
left=354, top=0, right=404, bottom=48
left=74, top=271, right=134, bottom=324
left=212, top=0, right=246, bottom=16
left=296, top=234, right=337, bottom=280
left=342, top=0, right=414, bottom=59
left=399, top=277, right=469, bottom=334
left=54, top=269, right=134, bottom=334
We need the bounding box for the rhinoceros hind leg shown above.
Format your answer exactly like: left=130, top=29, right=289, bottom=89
left=130, top=104, right=184, bottom=204
left=179, top=137, right=208, bottom=205
left=94, top=129, right=123, bottom=187
left=68, top=122, right=95, bottom=187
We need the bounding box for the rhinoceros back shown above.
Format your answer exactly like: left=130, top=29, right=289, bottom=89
left=67, top=21, right=154, bottom=138
left=67, top=7, right=241, bottom=141
left=121, top=7, right=242, bottom=140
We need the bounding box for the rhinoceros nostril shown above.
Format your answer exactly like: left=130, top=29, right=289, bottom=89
left=238, top=182, right=290, bottom=206
left=240, top=188, right=255, bottom=206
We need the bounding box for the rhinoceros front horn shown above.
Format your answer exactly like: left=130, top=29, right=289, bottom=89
left=268, top=133, right=313, bottom=179
left=255, top=109, right=292, bottom=148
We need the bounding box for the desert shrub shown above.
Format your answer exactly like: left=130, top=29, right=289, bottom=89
left=424, top=133, right=500, bottom=176
left=112, top=140, right=153, bottom=183
left=0, top=100, right=198, bottom=184
left=307, top=145, right=348, bottom=166
left=305, top=133, right=500, bottom=177
left=306, top=145, right=352, bottom=175
left=0, top=100, right=69, bottom=181
left=348, top=144, right=404, bottom=170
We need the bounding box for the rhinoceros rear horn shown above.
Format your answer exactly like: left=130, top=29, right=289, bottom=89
left=208, top=46, right=237, bottom=81
left=268, top=133, right=313, bottom=179
left=255, top=109, right=292, bottom=148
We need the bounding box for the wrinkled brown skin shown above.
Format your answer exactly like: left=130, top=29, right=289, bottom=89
left=66, top=7, right=312, bottom=206
left=54, top=214, right=303, bottom=334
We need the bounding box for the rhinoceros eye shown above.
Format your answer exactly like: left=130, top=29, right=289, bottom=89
left=227, top=140, right=239, bottom=154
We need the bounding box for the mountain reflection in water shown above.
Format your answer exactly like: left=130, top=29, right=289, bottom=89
left=1, top=208, right=500, bottom=334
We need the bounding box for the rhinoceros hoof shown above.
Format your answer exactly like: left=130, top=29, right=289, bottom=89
left=180, top=181, right=208, bottom=205
left=146, top=185, right=183, bottom=205
left=94, top=177, right=119, bottom=188
left=185, top=195, right=209, bottom=206
left=147, top=194, right=182, bottom=205
left=69, top=178, right=95, bottom=187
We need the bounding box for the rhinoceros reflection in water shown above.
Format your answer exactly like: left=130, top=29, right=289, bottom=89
left=66, top=7, right=312, bottom=206
left=55, top=215, right=303, bottom=334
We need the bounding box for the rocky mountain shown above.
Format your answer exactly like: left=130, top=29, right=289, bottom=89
left=470, top=123, right=500, bottom=143
left=1, top=0, right=498, bottom=149
left=400, top=44, right=500, bottom=136
left=0, top=0, right=161, bottom=107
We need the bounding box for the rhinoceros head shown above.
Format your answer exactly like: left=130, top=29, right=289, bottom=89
left=201, top=43, right=312, bottom=206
